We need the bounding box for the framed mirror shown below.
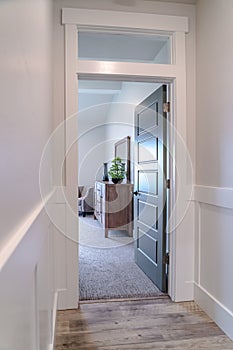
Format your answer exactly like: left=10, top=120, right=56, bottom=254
left=115, top=136, right=131, bottom=183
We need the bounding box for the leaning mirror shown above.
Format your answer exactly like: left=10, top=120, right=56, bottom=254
left=115, top=136, right=131, bottom=183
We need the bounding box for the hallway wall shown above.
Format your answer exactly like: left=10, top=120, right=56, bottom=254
left=0, top=0, right=53, bottom=249
left=0, top=0, right=56, bottom=349
left=195, top=0, right=233, bottom=340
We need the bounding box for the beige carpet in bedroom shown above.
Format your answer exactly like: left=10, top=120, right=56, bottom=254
left=79, top=215, right=134, bottom=248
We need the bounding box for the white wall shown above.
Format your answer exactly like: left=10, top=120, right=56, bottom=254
left=196, top=0, right=233, bottom=188
left=0, top=0, right=56, bottom=349
left=78, top=120, right=108, bottom=187
left=195, top=0, right=233, bottom=340
left=77, top=94, right=112, bottom=187
left=105, top=82, right=160, bottom=166
left=0, top=0, right=53, bottom=248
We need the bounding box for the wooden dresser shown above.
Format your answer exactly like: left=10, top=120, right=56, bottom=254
left=94, top=181, right=133, bottom=238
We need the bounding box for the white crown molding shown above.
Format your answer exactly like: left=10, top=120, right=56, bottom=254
left=62, top=8, right=189, bottom=33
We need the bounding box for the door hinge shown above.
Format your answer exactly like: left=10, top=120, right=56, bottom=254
left=166, top=179, right=171, bottom=189
left=163, top=102, right=170, bottom=113
left=163, top=252, right=170, bottom=265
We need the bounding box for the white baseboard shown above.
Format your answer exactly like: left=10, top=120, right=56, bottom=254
left=194, top=283, right=233, bottom=340
left=50, top=291, right=58, bottom=350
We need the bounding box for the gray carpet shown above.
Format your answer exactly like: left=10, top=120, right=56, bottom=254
left=79, top=215, right=133, bottom=248
left=79, top=242, right=164, bottom=300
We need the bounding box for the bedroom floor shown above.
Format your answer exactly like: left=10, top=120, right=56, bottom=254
left=78, top=215, right=164, bottom=300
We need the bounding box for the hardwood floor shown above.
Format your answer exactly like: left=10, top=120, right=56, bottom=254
left=55, top=297, right=233, bottom=349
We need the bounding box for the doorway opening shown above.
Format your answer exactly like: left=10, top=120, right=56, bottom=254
left=62, top=8, right=190, bottom=307
left=77, top=79, right=171, bottom=301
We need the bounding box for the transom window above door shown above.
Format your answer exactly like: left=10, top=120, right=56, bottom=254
left=78, top=30, right=172, bottom=64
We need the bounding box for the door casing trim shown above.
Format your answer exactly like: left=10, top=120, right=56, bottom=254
left=62, top=8, right=192, bottom=306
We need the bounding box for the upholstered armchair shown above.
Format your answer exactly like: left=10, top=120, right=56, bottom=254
left=78, top=186, right=94, bottom=217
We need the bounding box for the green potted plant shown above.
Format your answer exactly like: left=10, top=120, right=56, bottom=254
left=108, top=157, right=126, bottom=184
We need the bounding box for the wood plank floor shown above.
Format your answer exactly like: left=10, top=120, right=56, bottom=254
left=55, top=297, right=233, bottom=349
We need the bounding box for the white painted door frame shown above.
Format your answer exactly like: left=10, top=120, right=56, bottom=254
left=62, top=8, right=193, bottom=307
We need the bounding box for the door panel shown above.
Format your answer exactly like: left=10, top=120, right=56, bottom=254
left=137, top=232, right=158, bottom=263
left=137, top=101, right=159, bottom=132
left=138, top=200, right=158, bottom=230
left=138, top=138, right=158, bottom=162
left=134, top=85, right=168, bottom=292
left=138, top=170, right=158, bottom=195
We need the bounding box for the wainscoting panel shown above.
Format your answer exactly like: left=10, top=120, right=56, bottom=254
left=194, top=185, right=233, bottom=210
left=194, top=185, right=233, bottom=340
left=0, top=188, right=70, bottom=350
left=0, top=209, right=55, bottom=350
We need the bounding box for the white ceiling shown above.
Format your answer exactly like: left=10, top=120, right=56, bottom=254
left=113, top=0, right=196, bottom=5
left=151, top=0, right=196, bottom=3
left=78, top=81, right=122, bottom=124
left=78, top=80, right=157, bottom=124
left=78, top=81, right=122, bottom=111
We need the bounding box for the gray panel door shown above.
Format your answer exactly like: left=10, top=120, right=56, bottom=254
left=134, top=85, right=168, bottom=292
